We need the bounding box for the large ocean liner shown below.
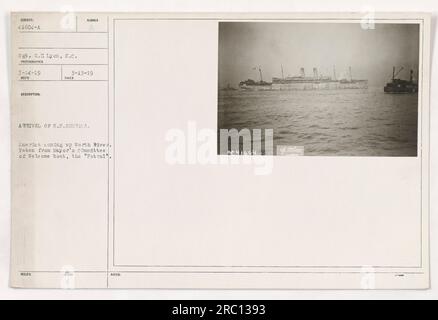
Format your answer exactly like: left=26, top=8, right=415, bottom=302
left=238, top=66, right=368, bottom=91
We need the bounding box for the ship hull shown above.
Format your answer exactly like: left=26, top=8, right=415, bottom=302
left=239, top=84, right=273, bottom=91
left=384, top=85, right=418, bottom=94
left=271, top=80, right=368, bottom=90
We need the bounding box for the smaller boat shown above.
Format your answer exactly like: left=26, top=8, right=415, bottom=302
left=238, top=67, right=272, bottom=91
left=239, top=79, right=272, bottom=91
left=384, top=67, right=418, bottom=93
left=220, top=83, right=237, bottom=91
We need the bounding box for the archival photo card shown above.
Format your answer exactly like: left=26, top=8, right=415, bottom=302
left=9, top=12, right=430, bottom=289
left=218, top=22, right=420, bottom=156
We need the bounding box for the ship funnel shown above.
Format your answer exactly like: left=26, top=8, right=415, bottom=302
left=313, top=67, right=318, bottom=79
left=258, top=66, right=263, bottom=82
left=300, top=67, right=305, bottom=77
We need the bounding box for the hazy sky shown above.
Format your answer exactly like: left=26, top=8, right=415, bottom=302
left=219, top=22, right=419, bottom=87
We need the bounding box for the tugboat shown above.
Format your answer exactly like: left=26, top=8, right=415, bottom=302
left=220, top=83, right=237, bottom=91
left=384, top=67, right=418, bottom=93
left=239, top=67, right=272, bottom=91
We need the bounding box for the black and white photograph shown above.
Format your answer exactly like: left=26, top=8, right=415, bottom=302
left=218, top=22, right=420, bottom=156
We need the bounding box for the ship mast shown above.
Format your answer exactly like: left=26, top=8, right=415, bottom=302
left=395, top=67, right=404, bottom=79
left=333, top=65, right=337, bottom=80
left=281, top=65, right=284, bottom=80
left=258, top=66, right=263, bottom=82
left=349, top=66, right=353, bottom=81
left=390, top=66, right=404, bottom=81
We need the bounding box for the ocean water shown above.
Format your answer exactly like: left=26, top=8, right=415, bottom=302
left=218, top=87, right=418, bottom=156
